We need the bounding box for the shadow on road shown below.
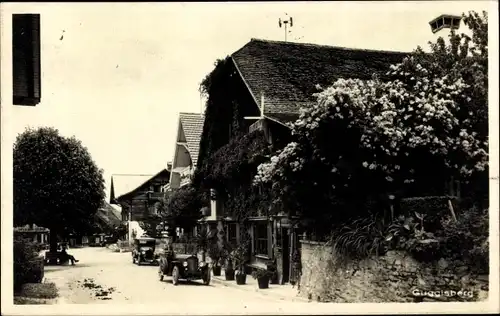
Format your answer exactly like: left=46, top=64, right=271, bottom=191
left=44, top=264, right=92, bottom=273
left=161, top=279, right=214, bottom=287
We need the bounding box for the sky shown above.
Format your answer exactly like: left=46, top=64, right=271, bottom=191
left=0, top=1, right=493, bottom=199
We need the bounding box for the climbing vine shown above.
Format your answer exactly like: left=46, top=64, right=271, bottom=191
left=195, top=130, right=273, bottom=220
left=193, top=53, right=272, bottom=221
left=197, top=57, right=260, bottom=169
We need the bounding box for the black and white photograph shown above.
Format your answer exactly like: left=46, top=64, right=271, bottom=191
left=1, top=1, right=498, bottom=315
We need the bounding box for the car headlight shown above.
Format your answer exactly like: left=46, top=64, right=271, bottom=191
left=183, top=262, right=188, bottom=267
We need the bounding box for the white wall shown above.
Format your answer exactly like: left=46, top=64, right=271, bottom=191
left=128, top=221, right=146, bottom=241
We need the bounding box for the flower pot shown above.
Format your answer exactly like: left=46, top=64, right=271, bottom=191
left=225, top=268, right=235, bottom=280
left=257, top=275, right=269, bottom=289
left=235, top=272, right=246, bottom=285
left=213, top=265, right=222, bottom=276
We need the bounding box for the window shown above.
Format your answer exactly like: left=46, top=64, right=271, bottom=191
left=12, top=14, right=41, bottom=106
left=254, top=222, right=269, bottom=256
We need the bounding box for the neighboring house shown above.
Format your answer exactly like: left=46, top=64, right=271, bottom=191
left=163, top=112, right=205, bottom=191
left=12, top=14, right=41, bottom=106
left=14, top=224, right=49, bottom=245
left=196, top=38, right=408, bottom=284
left=110, top=169, right=170, bottom=240
left=162, top=112, right=205, bottom=239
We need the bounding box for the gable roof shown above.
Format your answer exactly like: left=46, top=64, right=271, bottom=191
left=110, top=169, right=170, bottom=203
left=178, top=112, right=204, bottom=168
left=231, top=38, right=410, bottom=124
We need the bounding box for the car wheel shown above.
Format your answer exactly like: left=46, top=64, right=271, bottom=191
left=202, top=268, right=211, bottom=285
left=172, top=266, right=180, bottom=286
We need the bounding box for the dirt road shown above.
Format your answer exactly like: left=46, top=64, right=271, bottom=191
left=43, top=247, right=298, bottom=305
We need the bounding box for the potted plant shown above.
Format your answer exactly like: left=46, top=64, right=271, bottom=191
left=194, top=229, right=214, bottom=262
left=219, top=240, right=235, bottom=280
left=232, top=233, right=250, bottom=285
left=251, top=268, right=272, bottom=289
left=207, top=244, right=223, bottom=276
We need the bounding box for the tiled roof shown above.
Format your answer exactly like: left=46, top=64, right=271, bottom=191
left=231, top=38, right=409, bottom=124
left=110, top=174, right=155, bottom=202
left=110, top=169, right=170, bottom=203
left=179, top=112, right=205, bottom=168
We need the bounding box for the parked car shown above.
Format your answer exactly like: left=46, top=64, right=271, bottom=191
left=158, top=249, right=210, bottom=285
left=132, top=237, right=159, bottom=265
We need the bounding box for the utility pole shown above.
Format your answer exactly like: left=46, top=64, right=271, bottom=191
left=279, top=16, right=293, bottom=42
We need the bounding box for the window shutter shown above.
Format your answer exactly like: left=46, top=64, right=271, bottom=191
left=12, top=14, right=41, bottom=106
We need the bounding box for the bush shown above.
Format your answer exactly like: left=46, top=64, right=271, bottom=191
left=13, top=239, right=44, bottom=293
left=330, top=215, right=389, bottom=261
left=19, top=282, right=58, bottom=299
left=438, top=207, right=489, bottom=274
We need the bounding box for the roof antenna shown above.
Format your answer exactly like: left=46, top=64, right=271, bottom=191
left=279, top=15, right=293, bottom=42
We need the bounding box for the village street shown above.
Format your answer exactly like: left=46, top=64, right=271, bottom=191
left=43, top=247, right=308, bottom=305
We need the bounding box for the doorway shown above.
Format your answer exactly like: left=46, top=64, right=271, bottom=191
left=281, top=227, right=290, bottom=284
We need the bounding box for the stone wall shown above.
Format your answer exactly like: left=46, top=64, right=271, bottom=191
left=299, top=240, right=488, bottom=303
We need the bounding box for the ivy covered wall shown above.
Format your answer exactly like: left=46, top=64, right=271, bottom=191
left=197, top=57, right=260, bottom=168
left=194, top=57, right=293, bottom=221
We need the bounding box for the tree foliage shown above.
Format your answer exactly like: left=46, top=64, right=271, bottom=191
left=13, top=127, right=105, bottom=249
left=254, top=11, right=488, bottom=236
left=157, top=185, right=204, bottom=230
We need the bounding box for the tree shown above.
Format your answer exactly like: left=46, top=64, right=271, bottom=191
left=157, top=185, right=204, bottom=235
left=113, top=222, right=128, bottom=240
left=254, top=11, right=488, bottom=237
left=13, top=127, right=105, bottom=253
left=138, top=212, right=163, bottom=238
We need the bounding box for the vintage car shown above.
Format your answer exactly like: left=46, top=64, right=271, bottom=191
left=158, top=250, right=211, bottom=285
left=132, top=237, right=159, bottom=265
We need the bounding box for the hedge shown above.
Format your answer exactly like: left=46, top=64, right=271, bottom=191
left=14, top=239, right=44, bottom=293
left=399, top=196, right=460, bottom=232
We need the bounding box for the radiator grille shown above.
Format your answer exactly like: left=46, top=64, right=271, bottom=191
left=187, top=257, right=198, bottom=271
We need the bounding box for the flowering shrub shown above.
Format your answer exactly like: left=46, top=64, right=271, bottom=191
left=254, top=11, right=488, bottom=234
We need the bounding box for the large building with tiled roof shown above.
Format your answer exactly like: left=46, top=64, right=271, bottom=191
left=196, top=38, right=409, bottom=285
left=165, top=112, right=205, bottom=191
